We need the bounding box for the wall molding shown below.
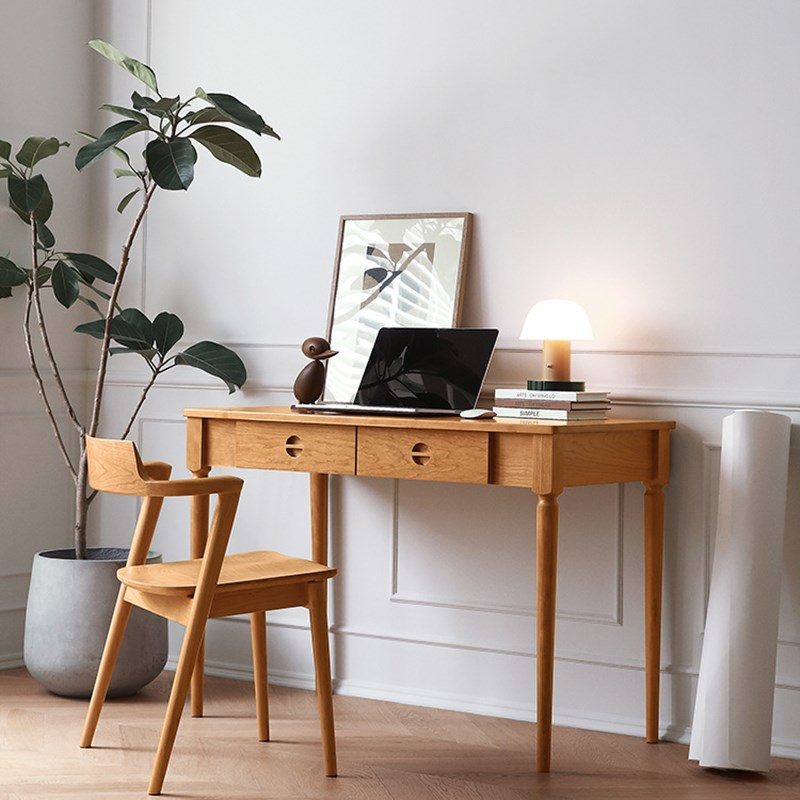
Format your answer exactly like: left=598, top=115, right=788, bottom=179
left=390, top=484, right=625, bottom=626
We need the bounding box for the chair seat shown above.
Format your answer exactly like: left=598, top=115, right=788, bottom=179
left=119, top=550, right=337, bottom=596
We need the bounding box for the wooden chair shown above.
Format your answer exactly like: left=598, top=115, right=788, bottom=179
left=79, top=437, right=337, bottom=795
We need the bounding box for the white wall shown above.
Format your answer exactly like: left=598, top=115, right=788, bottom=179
left=3, top=0, right=800, bottom=757
left=0, top=0, right=97, bottom=666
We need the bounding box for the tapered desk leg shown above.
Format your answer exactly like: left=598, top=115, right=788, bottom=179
left=190, top=469, right=210, bottom=718
left=536, top=491, right=560, bottom=773
left=644, top=480, right=665, bottom=743
left=310, top=473, right=329, bottom=565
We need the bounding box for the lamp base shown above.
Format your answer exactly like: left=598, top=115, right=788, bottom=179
left=527, top=380, right=586, bottom=391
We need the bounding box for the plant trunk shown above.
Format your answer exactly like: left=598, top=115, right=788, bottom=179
left=74, top=443, right=89, bottom=559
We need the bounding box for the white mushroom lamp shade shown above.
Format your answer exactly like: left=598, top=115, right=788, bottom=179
left=519, top=299, right=593, bottom=390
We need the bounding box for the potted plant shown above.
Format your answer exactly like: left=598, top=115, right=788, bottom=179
left=0, top=41, right=279, bottom=696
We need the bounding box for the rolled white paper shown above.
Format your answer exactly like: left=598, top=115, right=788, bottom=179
left=689, top=409, right=791, bottom=771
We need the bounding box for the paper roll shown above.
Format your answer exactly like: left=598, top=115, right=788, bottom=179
left=689, top=409, right=791, bottom=771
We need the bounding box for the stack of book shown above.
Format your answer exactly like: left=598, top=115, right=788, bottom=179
left=492, top=387, right=610, bottom=420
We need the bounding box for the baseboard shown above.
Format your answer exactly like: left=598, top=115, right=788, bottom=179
left=0, top=653, right=24, bottom=670
left=189, top=655, right=799, bottom=761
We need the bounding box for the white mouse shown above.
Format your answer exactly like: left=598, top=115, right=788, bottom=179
left=459, top=408, right=496, bottom=419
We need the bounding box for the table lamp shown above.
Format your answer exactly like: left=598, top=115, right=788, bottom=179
left=519, top=299, right=593, bottom=391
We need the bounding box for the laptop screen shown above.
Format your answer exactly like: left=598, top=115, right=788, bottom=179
left=353, top=328, right=498, bottom=410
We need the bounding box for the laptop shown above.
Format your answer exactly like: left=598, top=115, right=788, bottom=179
left=293, top=327, right=499, bottom=416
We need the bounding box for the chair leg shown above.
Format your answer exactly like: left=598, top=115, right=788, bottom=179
left=80, top=585, right=132, bottom=748
left=147, top=611, right=209, bottom=795
left=190, top=633, right=205, bottom=718
left=148, top=492, right=239, bottom=796
left=308, top=581, right=337, bottom=777
left=250, top=611, right=270, bottom=742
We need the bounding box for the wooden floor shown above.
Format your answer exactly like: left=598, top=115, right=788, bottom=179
left=1, top=668, right=799, bottom=799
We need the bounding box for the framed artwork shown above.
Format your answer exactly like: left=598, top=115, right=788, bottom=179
left=324, top=212, right=472, bottom=402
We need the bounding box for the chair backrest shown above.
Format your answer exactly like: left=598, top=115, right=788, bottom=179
left=86, top=437, right=241, bottom=498
left=86, top=437, right=154, bottom=496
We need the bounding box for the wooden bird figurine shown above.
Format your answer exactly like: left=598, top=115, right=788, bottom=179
left=292, top=337, right=338, bottom=404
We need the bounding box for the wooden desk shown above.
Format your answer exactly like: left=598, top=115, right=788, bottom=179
left=184, top=406, right=675, bottom=772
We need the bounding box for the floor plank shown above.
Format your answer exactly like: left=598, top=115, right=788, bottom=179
left=0, top=668, right=798, bottom=798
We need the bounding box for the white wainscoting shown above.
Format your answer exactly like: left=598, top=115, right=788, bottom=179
left=70, top=344, right=800, bottom=761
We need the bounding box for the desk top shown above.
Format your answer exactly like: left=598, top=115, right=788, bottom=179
left=184, top=405, right=675, bottom=436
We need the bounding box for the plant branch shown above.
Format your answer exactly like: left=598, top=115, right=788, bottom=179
left=22, top=283, right=78, bottom=481
left=119, top=360, right=162, bottom=441
left=87, top=180, right=157, bottom=438
left=29, top=217, right=83, bottom=434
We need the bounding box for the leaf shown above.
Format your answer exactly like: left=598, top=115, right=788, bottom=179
left=16, top=137, right=69, bottom=168
left=33, top=266, right=52, bottom=288
left=145, top=138, right=197, bottom=190
left=75, top=120, right=144, bottom=171
left=196, top=88, right=280, bottom=139
left=141, top=95, right=179, bottom=117
left=9, top=175, right=53, bottom=224
left=61, top=252, right=117, bottom=283
left=113, top=308, right=154, bottom=351
left=36, top=221, right=55, bottom=249
left=117, top=188, right=140, bottom=213
left=131, top=91, right=155, bottom=111
left=8, top=174, right=44, bottom=213
left=76, top=295, right=102, bottom=316
left=174, top=341, right=247, bottom=393
left=152, top=311, right=184, bottom=356
left=189, top=125, right=262, bottom=177
left=88, top=40, right=159, bottom=94
left=0, top=166, right=10, bottom=179
left=0, top=140, right=11, bottom=160
left=75, top=307, right=154, bottom=352
left=113, top=168, right=138, bottom=178
left=185, top=107, right=231, bottom=126
left=51, top=260, right=80, bottom=308
left=0, top=256, right=28, bottom=287
left=0, top=286, right=11, bottom=299
left=99, top=104, right=149, bottom=124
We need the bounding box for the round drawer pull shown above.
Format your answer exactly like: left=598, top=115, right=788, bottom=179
left=411, top=442, right=432, bottom=466
left=285, top=435, right=304, bottom=458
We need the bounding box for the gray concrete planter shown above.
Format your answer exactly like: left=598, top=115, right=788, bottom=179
left=23, top=547, right=168, bottom=698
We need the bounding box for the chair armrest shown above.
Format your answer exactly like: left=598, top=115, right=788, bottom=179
left=143, top=475, right=244, bottom=497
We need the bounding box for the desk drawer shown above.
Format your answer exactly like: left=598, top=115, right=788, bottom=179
left=357, top=428, right=489, bottom=483
left=234, top=421, right=356, bottom=474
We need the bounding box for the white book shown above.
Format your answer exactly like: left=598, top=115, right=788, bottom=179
left=492, top=406, right=608, bottom=420
left=494, top=388, right=609, bottom=402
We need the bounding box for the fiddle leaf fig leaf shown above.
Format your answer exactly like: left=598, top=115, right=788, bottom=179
left=195, top=88, right=279, bottom=139
left=75, top=120, right=145, bottom=171
left=36, top=221, right=55, bottom=249
left=141, top=95, right=179, bottom=117
left=89, top=40, right=159, bottom=94
left=16, top=137, right=69, bottom=168
left=174, top=341, right=246, bottom=393
left=51, top=260, right=80, bottom=308
left=188, top=125, right=262, bottom=177
left=0, top=256, right=28, bottom=287
left=185, top=107, right=230, bottom=126
left=75, top=308, right=154, bottom=352
left=99, top=104, right=149, bottom=124
left=8, top=174, right=44, bottom=213
left=0, top=140, right=11, bottom=160
left=117, top=188, right=140, bottom=214
left=145, top=138, right=197, bottom=190
left=61, top=252, right=117, bottom=283
left=153, top=311, right=184, bottom=356
left=10, top=176, right=53, bottom=224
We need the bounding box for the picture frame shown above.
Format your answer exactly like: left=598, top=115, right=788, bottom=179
left=324, top=212, right=473, bottom=402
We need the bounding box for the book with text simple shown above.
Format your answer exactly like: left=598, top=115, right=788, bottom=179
left=492, top=406, right=609, bottom=420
